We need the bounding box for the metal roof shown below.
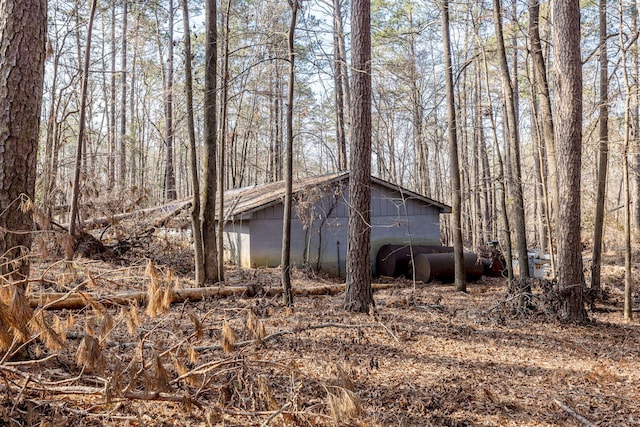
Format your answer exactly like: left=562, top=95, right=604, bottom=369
left=221, top=172, right=451, bottom=221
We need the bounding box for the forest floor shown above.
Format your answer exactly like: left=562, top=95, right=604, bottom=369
left=1, top=237, right=639, bottom=426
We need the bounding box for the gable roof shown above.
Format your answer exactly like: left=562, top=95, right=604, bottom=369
left=221, top=171, right=451, bottom=221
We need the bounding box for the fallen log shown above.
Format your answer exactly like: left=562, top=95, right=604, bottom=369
left=30, top=283, right=398, bottom=311
left=63, top=199, right=192, bottom=230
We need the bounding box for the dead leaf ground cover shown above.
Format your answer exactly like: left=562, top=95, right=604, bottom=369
left=1, top=253, right=639, bottom=427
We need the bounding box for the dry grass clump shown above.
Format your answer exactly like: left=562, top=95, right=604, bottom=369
left=151, top=355, right=173, bottom=393
left=189, top=313, right=203, bottom=341
left=76, top=334, right=105, bottom=372
left=75, top=297, right=116, bottom=372
left=0, top=285, right=33, bottom=354
left=145, top=259, right=174, bottom=317
left=323, top=362, right=361, bottom=424
left=29, top=311, right=65, bottom=351
left=246, top=308, right=266, bottom=341
left=123, top=303, right=141, bottom=336
left=257, top=375, right=279, bottom=410
left=326, top=387, right=361, bottom=424
left=0, top=300, right=18, bottom=351
left=221, top=321, right=236, bottom=353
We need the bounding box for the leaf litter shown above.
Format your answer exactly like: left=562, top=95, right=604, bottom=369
left=1, top=256, right=639, bottom=427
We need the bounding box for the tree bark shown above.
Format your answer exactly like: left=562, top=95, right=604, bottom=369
left=633, top=1, right=640, bottom=238
left=120, top=0, right=128, bottom=188
left=493, top=0, right=530, bottom=284
left=591, top=0, right=609, bottom=291
left=181, top=0, right=204, bottom=285
left=441, top=0, right=465, bottom=292
left=345, top=0, right=374, bottom=312
left=333, top=0, right=348, bottom=171
left=624, top=115, right=633, bottom=320
left=69, top=0, right=98, bottom=240
left=409, top=16, right=429, bottom=198
left=529, top=0, right=557, bottom=278
left=479, top=41, right=514, bottom=281
left=129, top=10, right=141, bottom=188
left=270, top=62, right=283, bottom=182
left=619, top=3, right=634, bottom=320
left=43, top=25, right=61, bottom=216
left=202, top=0, right=219, bottom=284
left=530, top=96, right=547, bottom=252
left=471, top=64, right=482, bottom=249
left=0, top=0, right=46, bottom=283
left=108, top=2, right=116, bottom=190
left=281, top=0, right=298, bottom=307
left=164, top=0, right=177, bottom=201
left=218, top=0, right=232, bottom=282
left=553, top=0, right=587, bottom=323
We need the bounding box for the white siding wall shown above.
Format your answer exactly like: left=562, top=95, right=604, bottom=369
left=223, top=222, right=251, bottom=268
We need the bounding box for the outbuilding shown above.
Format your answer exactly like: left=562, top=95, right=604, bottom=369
left=221, top=171, right=451, bottom=277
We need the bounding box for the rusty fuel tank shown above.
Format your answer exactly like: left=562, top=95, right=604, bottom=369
left=376, top=244, right=454, bottom=277
left=413, top=252, right=484, bottom=283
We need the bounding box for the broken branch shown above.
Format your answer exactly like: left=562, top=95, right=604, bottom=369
left=554, top=399, right=595, bottom=427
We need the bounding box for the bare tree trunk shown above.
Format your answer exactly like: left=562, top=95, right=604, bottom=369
left=493, top=0, right=530, bottom=285
left=202, top=0, right=219, bottom=284
left=633, top=0, right=640, bottom=237
left=527, top=56, right=547, bottom=253
left=441, top=0, right=465, bottom=292
left=108, top=1, right=116, bottom=190
left=218, top=0, right=232, bottom=282
left=624, top=119, right=633, bottom=320
left=431, top=99, right=445, bottom=205
left=181, top=0, right=204, bottom=284
left=480, top=44, right=513, bottom=281
left=345, top=0, right=374, bottom=312
left=281, top=0, right=298, bottom=307
left=337, top=0, right=351, bottom=131
left=410, top=28, right=429, bottom=197
left=120, top=0, right=128, bottom=189
left=269, top=74, right=276, bottom=181
left=530, top=95, right=547, bottom=252
left=164, top=0, right=177, bottom=201
left=43, top=35, right=60, bottom=216
left=472, top=65, right=484, bottom=248
left=620, top=3, right=634, bottom=320
left=459, top=68, right=473, bottom=247
left=333, top=0, right=348, bottom=171
left=0, top=0, right=46, bottom=283
left=472, top=46, right=493, bottom=241
left=270, top=62, right=283, bottom=182
left=69, top=0, right=98, bottom=240
left=529, top=0, right=557, bottom=277
left=129, top=9, right=141, bottom=188
left=553, top=0, right=587, bottom=323
left=591, top=0, right=609, bottom=291
left=48, top=108, right=65, bottom=220
left=153, top=5, right=166, bottom=192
